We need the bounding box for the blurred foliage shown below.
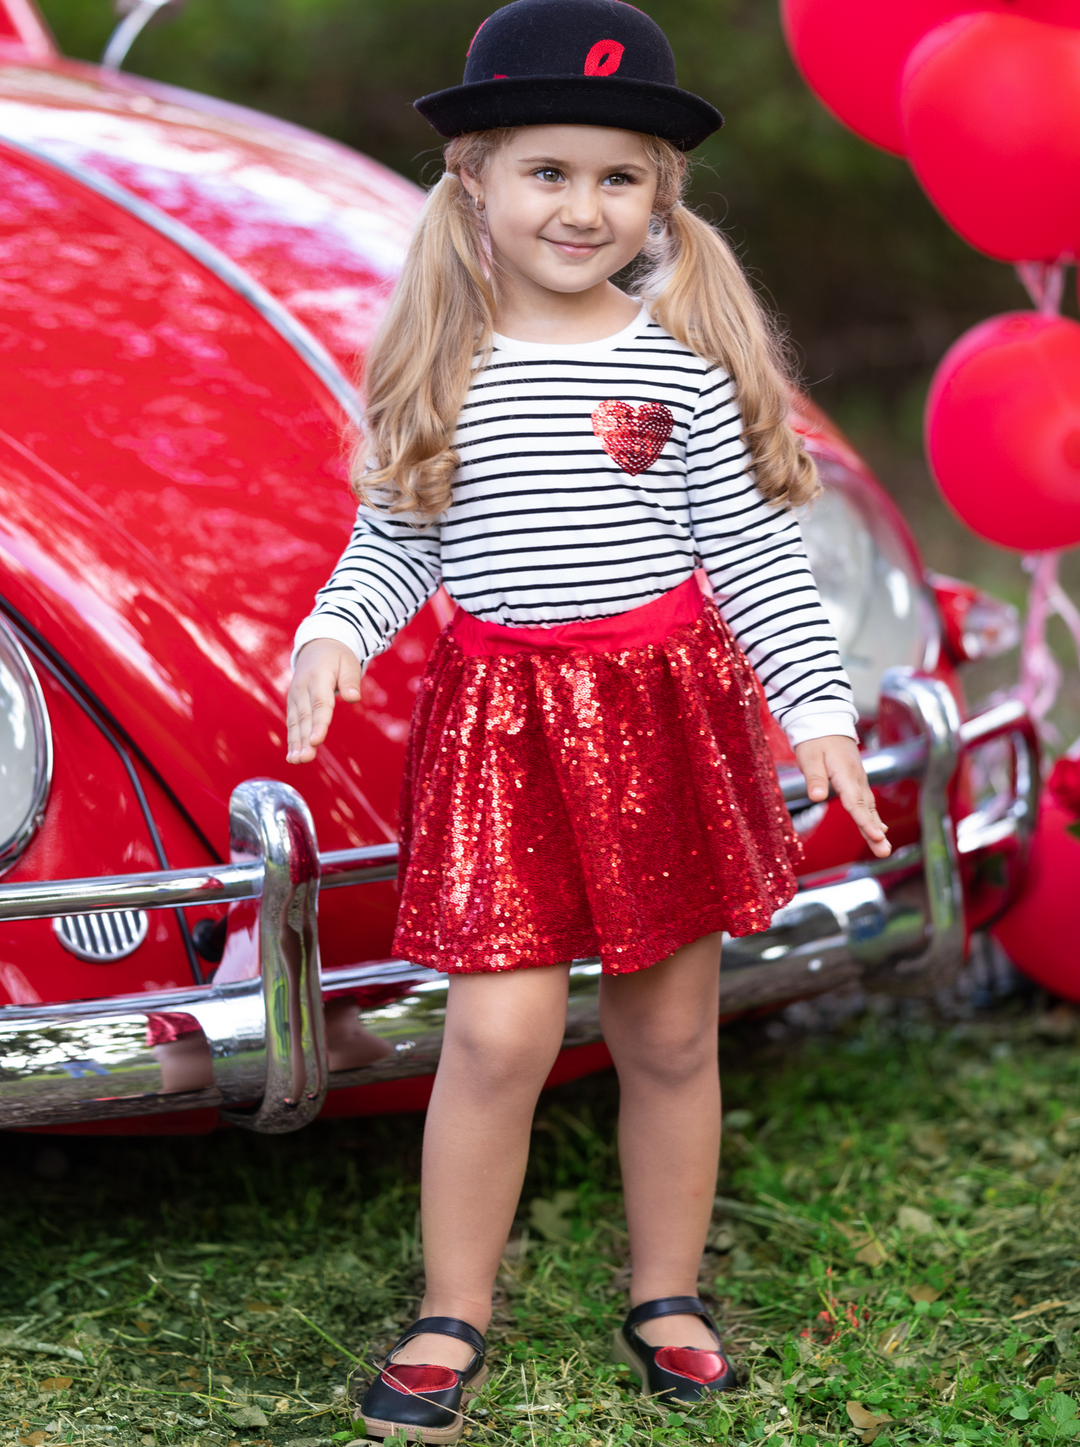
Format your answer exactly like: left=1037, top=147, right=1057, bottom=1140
left=34, top=0, right=1033, bottom=426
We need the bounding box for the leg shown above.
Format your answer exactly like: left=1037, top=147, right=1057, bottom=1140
left=152, top=1031, right=214, bottom=1093
left=324, top=997, right=394, bottom=1071
left=599, top=933, right=723, bottom=1350
left=393, top=963, right=571, bottom=1369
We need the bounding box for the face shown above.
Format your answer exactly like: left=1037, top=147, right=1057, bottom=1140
left=461, top=125, right=658, bottom=299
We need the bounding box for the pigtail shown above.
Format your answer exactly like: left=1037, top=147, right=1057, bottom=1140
left=637, top=139, right=818, bottom=510
left=353, top=161, right=499, bottom=523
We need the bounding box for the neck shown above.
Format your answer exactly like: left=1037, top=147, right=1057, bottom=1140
left=492, top=276, right=641, bottom=344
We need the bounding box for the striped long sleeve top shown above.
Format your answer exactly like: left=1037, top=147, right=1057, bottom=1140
left=294, top=307, right=858, bottom=747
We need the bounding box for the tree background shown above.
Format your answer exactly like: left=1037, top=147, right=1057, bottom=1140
left=31, top=0, right=1080, bottom=713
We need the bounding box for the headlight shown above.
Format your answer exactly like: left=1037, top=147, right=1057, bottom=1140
left=799, top=458, right=937, bottom=718
left=0, top=616, right=52, bottom=874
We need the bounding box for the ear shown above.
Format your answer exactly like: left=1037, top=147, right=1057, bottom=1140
left=458, top=167, right=483, bottom=204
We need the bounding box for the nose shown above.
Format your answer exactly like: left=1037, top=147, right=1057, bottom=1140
left=559, top=180, right=603, bottom=231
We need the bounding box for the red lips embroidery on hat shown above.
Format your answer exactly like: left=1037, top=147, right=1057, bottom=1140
left=584, top=39, right=625, bottom=75
left=592, top=400, right=674, bottom=475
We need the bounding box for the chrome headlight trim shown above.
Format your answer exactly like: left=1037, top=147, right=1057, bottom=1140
left=0, top=615, right=53, bottom=875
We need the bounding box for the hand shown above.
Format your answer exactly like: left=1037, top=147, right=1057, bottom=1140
left=793, top=734, right=891, bottom=859
left=286, top=639, right=362, bottom=764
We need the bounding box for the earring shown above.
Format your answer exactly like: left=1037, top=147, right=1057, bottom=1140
left=475, top=196, right=485, bottom=213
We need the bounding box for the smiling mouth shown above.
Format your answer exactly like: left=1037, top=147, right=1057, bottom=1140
left=543, top=238, right=603, bottom=257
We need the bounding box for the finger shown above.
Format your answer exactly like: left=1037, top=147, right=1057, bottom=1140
left=831, top=772, right=885, bottom=833
left=336, top=652, right=363, bottom=702
left=799, top=748, right=831, bottom=802
left=307, top=687, right=337, bottom=747
left=832, top=778, right=891, bottom=854
left=285, top=690, right=309, bottom=762
left=286, top=681, right=331, bottom=763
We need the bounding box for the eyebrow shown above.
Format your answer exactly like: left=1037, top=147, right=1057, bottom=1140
left=514, top=156, right=651, bottom=172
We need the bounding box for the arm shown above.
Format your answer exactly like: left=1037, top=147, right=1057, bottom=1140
left=686, top=375, right=888, bottom=857
left=286, top=506, right=442, bottom=763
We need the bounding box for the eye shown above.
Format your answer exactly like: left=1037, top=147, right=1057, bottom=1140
left=534, top=167, right=563, bottom=183
left=603, top=172, right=634, bottom=187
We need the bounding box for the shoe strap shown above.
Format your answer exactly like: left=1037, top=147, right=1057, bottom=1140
left=389, top=1315, right=486, bottom=1359
left=625, top=1296, right=719, bottom=1336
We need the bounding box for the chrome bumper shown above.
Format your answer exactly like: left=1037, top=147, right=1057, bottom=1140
left=0, top=670, right=1037, bottom=1133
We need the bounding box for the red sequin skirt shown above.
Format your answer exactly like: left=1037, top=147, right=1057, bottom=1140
left=392, top=577, right=802, bottom=976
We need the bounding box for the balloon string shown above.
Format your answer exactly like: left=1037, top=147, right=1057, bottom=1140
left=1047, top=578, right=1080, bottom=761
left=1008, top=261, right=1074, bottom=753
left=1015, top=551, right=1063, bottom=744
left=1015, top=257, right=1069, bottom=315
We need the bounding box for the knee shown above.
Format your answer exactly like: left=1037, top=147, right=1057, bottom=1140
left=443, top=1012, right=561, bottom=1095
left=612, top=1017, right=717, bottom=1091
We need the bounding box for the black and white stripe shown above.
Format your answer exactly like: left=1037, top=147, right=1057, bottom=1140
left=295, top=310, right=857, bottom=746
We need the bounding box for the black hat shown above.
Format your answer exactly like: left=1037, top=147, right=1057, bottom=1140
left=414, top=0, right=722, bottom=153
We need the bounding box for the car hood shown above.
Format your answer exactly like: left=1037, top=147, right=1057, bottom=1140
left=0, top=132, right=433, bottom=857
left=0, top=54, right=424, bottom=371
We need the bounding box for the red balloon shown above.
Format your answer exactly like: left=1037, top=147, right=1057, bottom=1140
left=781, top=0, right=1080, bottom=157
left=903, top=13, right=1080, bottom=261
left=926, top=312, right=1080, bottom=551
left=994, top=799, right=1080, bottom=1001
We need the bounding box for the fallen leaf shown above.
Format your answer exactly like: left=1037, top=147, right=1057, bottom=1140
left=1011, top=1298, right=1070, bottom=1321
left=133, top=1320, right=153, bottom=1335
left=243, top=1300, right=278, bottom=1314
left=847, top=1402, right=891, bottom=1426
left=228, top=1405, right=269, bottom=1428
left=877, top=1321, right=910, bottom=1355
left=911, top=1125, right=948, bottom=1158
left=18, top=1434, right=46, bottom=1446
left=528, top=1190, right=578, bottom=1243
left=907, top=1283, right=942, bottom=1304
left=896, top=1205, right=936, bottom=1235
left=855, top=1240, right=887, bottom=1267
left=321, top=1353, right=337, bottom=1367
left=846, top=1401, right=894, bottom=1443
left=37, top=1377, right=72, bottom=1391
left=835, top=1219, right=887, bottom=1264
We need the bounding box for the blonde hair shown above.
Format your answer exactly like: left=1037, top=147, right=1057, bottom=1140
left=354, top=130, right=818, bottom=521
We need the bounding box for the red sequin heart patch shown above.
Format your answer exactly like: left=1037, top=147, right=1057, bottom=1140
left=592, top=400, right=674, bottom=475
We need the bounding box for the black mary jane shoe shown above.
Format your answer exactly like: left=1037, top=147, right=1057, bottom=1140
left=614, top=1295, right=738, bottom=1402
left=351, top=1315, right=487, bottom=1444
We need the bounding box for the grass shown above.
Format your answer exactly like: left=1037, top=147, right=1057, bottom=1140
left=0, top=993, right=1078, bottom=1447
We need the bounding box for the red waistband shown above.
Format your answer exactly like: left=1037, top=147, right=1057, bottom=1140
left=450, top=575, right=706, bottom=658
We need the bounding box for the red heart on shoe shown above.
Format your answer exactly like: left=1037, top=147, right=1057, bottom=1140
left=654, top=1346, right=728, bottom=1383
left=381, top=1364, right=459, bottom=1394
left=592, top=400, right=674, bottom=475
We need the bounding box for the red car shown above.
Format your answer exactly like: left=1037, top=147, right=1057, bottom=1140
left=0, top=0, right=1037, bottom=1136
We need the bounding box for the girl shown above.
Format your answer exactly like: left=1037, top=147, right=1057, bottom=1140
left=287, top=1, right=889, bottom=1439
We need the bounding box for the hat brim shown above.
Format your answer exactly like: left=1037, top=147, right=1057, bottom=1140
left=414, top=75, right=722, bottom=152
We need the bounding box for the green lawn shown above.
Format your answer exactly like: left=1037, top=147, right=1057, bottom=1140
left=0, top=994, right=1077, bottom=1446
